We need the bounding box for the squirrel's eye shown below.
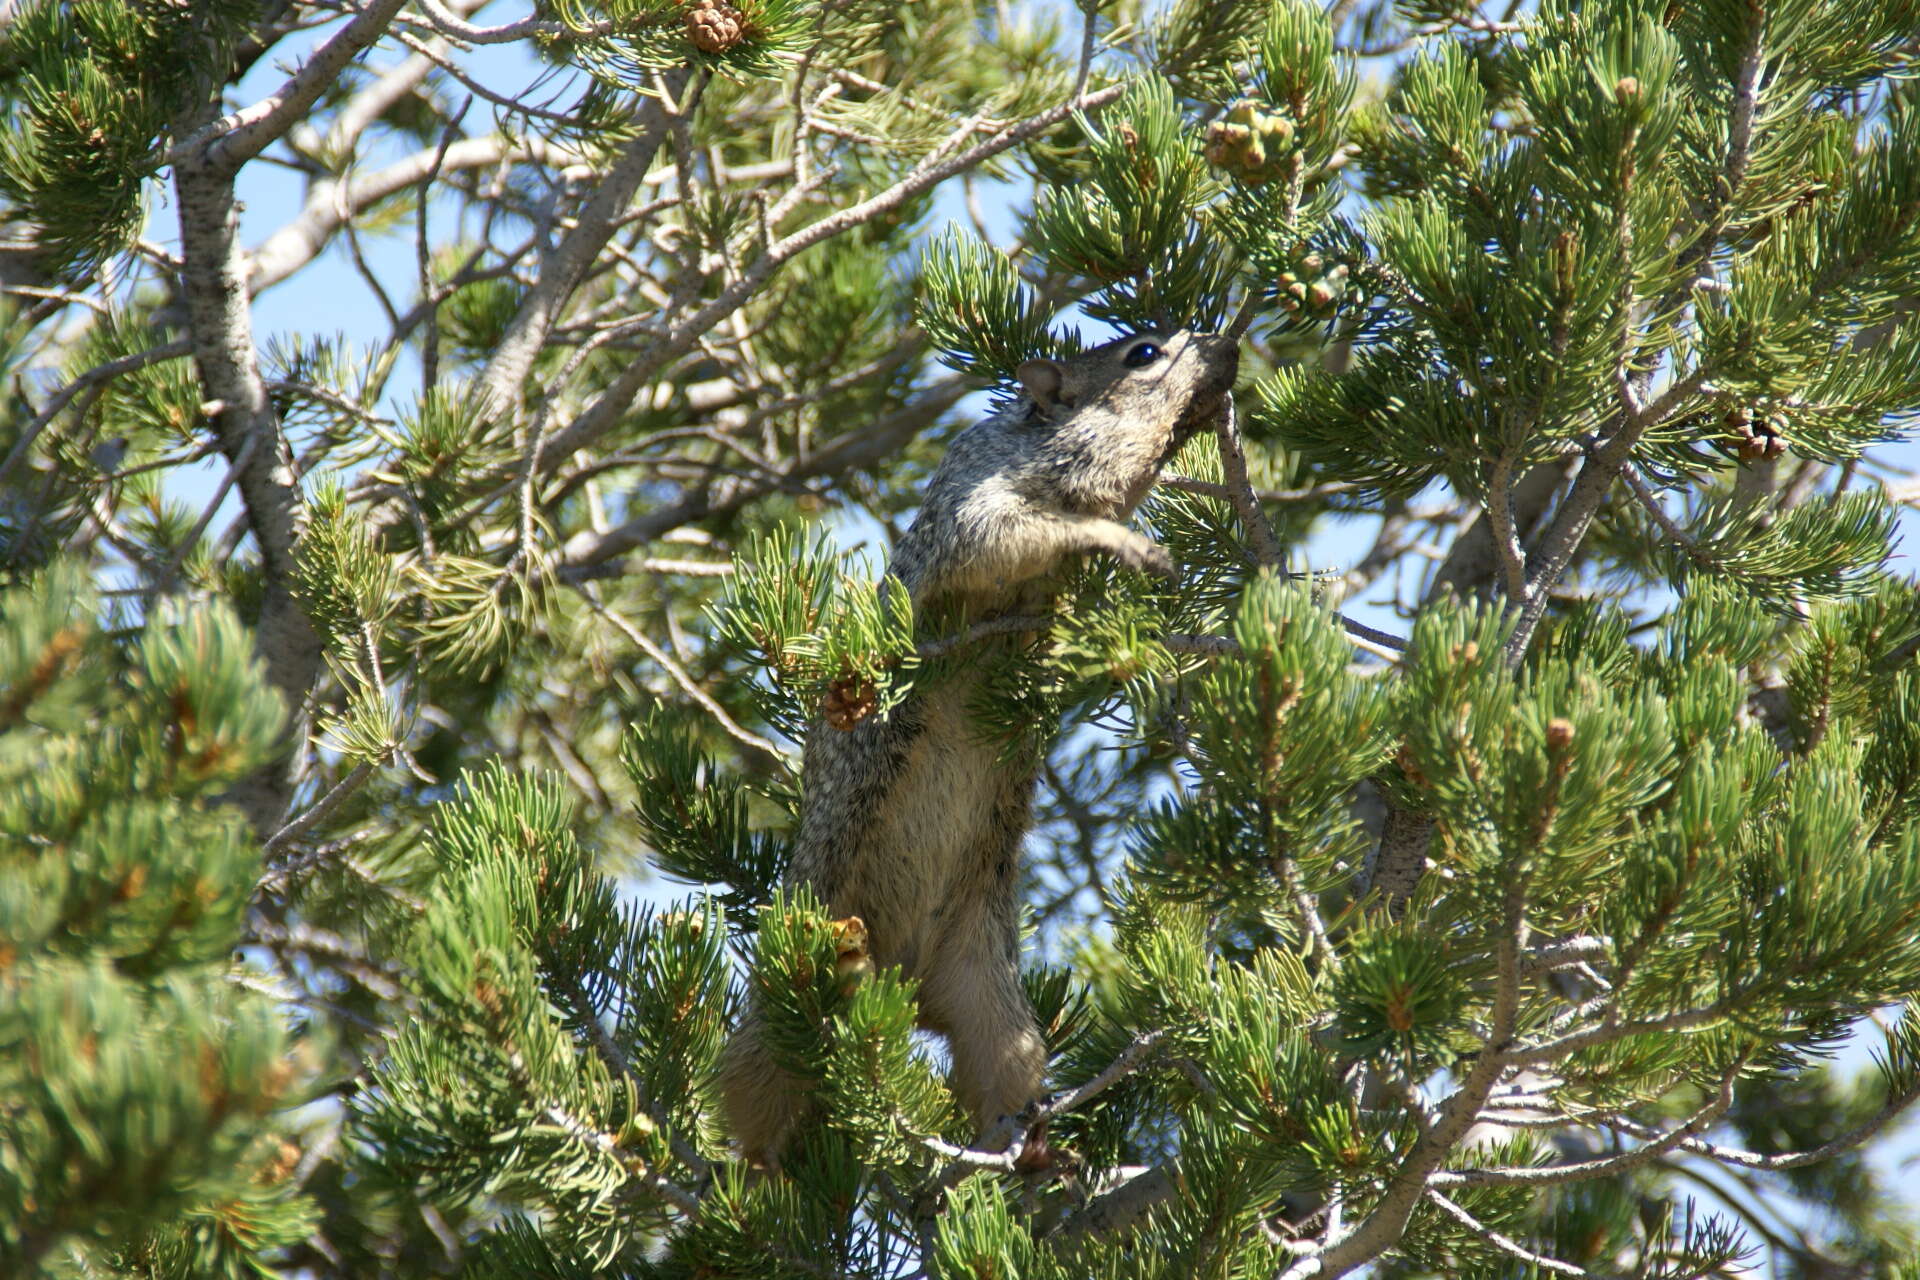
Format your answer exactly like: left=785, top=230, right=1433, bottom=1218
left=1123, top=341, right=1164, bottom=369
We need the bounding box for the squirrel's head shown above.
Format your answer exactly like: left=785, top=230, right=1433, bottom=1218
left=1015, top=330, right=1239, bottom=460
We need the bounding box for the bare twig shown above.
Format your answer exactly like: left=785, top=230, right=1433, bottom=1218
left=263, top=761, right=377, bottom=859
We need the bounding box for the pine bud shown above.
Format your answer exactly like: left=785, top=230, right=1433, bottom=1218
left=1614, top=76, right=1641, bottom=103
left=1545, top=717, right=1575, bottom=751
left=1551, top=230, right=1578, bottom=296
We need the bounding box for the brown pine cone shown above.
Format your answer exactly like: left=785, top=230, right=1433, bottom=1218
left=685, top=0, right=746, bottom=53
left=823, top=675, right=879, bottom=731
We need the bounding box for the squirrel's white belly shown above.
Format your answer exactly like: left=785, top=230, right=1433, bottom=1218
left=858, top=687, right=1024, bottom=974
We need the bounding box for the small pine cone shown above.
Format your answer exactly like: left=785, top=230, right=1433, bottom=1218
left=1204, top=121, right=1252, bottom=168
left=823, top=675, right=879, bottom=731
left=685, top=0, right=746, bottom=53
left=832, top=915, right=874, bottom=993
left=1728, top=408, right=1787, bottom=461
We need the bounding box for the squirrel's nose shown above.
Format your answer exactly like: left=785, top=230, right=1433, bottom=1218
left=1191, top=332, right=1240, bottom=377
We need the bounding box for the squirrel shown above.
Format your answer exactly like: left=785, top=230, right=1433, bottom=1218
left=719, top=329, right=1239, bottom=1167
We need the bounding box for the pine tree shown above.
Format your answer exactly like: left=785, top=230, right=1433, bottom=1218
left=3, top=0, right=1920, bottom=1275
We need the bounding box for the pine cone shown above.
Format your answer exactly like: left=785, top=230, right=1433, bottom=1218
left=685, top=0, right=746, bottom=53
left=823, top=675, right=879, bottom=731
left=832, top=915, right=874, bottom=993
left=1204, top=100, right=1295, bottom=185
left=1723, top=405, right=1788, bottom=461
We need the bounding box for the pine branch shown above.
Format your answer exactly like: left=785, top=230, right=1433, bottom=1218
left=1604, top=1074, right=1920, bottom=1173
left=1212, top=395, right=1288, bottom=569
left=1434, top=1067, right=1739, bottom=1189
left=1282, top=857, right=1532, bottom=1279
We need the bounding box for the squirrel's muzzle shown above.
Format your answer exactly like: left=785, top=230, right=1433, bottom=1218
left=1166, top=331, right=1241, bottom=453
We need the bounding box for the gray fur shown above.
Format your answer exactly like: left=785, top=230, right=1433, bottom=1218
left=720, top=330, right=1239, bottom=1166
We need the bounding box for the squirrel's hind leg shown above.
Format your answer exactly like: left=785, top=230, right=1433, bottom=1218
left=916, top=916, right=1047, bottom=1143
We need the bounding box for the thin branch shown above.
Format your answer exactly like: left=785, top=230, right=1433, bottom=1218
left=414, top=0, right=606, bottom=42
left=1434, top=1067, right=1739, bottom=1189
left=1047, top=1164, right=1175, bottom=1241
left=1621, top=461, right=1697, bottom=548
left=1503, top=1000, right=1732, bottom=1069
left=249, top=135, right=527, bottom=292
left=1165, top=475, right=1364, bottom=505
left=263, top=760, right=377, bottom=859
left=1035, top=1029, right=1166, bottom=1121
left=1426, top=1191, right=1601, bottom=1277
left=916, top=613, right=1051, bottom=659
left=1606, top=1074, right=1920, bottom=1173
left=474, top=66, right=701, bottom=421
left=1486, top=450, right=1529, bottom=602
left=541, top=1104, right=702, bottom=1216
left=585, top=589, right=789, bottom=769
left=560, top=375, right=973, bottom=570
left=1341, top=614, right=1407, bottom=655
left=918, top=1031, right=1167, bottom=1187
left=1280, top=837, right=1532, bottom=1279
left=1212, top=395, right=1289, bottom=568
left=1501, top=11, right=1760, bottom=666
left=0, top=340, right=191, bottom=489
left=150, top=427, right=258, bottom=595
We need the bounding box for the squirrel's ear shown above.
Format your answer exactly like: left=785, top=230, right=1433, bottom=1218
left=1016, top=358, right=1068, bottom=411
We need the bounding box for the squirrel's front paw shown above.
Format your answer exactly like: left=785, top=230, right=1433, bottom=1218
left=1123, top=541, right=1178, bottom=581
